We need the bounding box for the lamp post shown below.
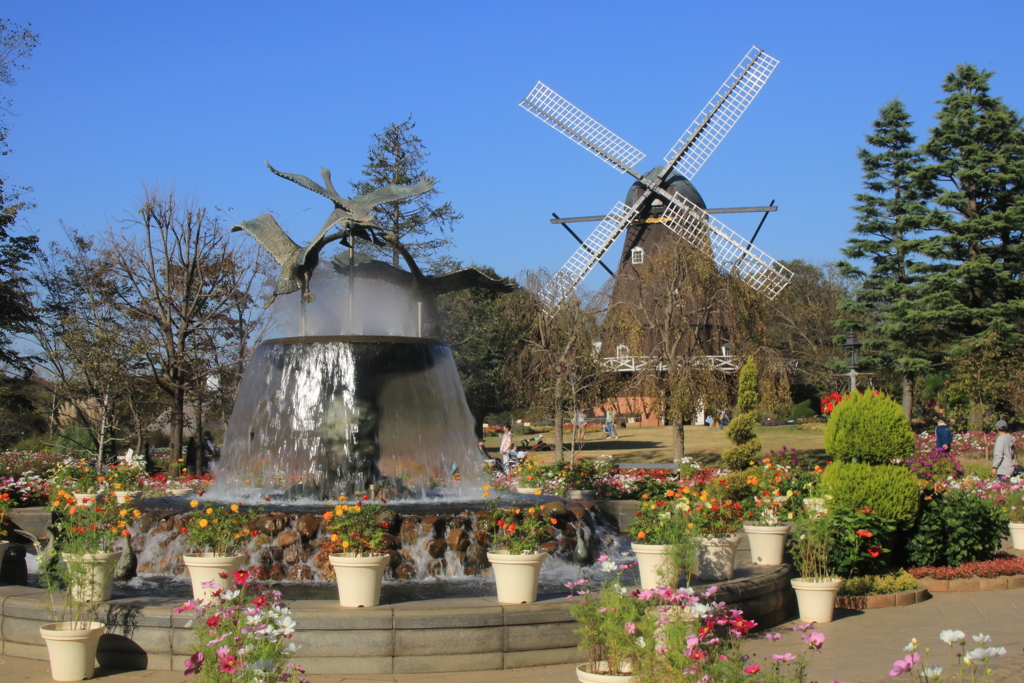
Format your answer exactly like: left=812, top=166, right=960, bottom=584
left=843, top=331, right=862, bottom=393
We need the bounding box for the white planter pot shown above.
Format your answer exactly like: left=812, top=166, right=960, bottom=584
left=567, top=489, right=596, bottom=501
left=576, top=661, right=633, bottom=682
left=791, top=577, right=842, bottom=623
left=743, top=524, right=790, bottom=565
left=182, top=554, right=245, bottom=602
left=39, top=621, right=105, bottom=681
left=1009, top=522, right=1024, bottom=550
left=632, top=543, right=680, bottom=589
left=803, top=497, right=827, bottom=515
left=62, top=551, right=121, bottom=603
left=72, top=493, right=99, bottom=507
left=166, top=488, right=191, bottom=496
left=487, top=550, right=547, bottom=604
left=516, top=487, right=542, bottom=495
left=0, top=540, right=8, bottom=574
left=112, top=491, right=141, bottom=504
left=698, top=535, right=742, bottom=581
left=329, top=553, right=390, bottom=608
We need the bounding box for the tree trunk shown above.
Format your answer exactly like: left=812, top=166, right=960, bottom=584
left=170, top=386, right=185, bottom=473
left=96, top=392, right=109, bottom=473
left=553, top=406, right=564, bottom=462
left=902, top=372, right=914, bottom=422
left=673, top=419, right=685, bottom=461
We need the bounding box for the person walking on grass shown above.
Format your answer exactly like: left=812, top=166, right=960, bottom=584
left=992, top=420, right=1016, bottom=481
left=605, top=409, right=619, bottom=439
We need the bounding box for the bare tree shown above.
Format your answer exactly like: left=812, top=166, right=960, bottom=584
left=606, top=239, right=782, bottom=460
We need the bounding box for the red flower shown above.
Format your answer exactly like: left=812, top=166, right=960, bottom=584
left=744, top=664, right=761, bottom=674
left=205, top=615, right=220, bottom=627
left=856, top=529, right=873, bottom=538
left=232, top=570, right=249, bottom=586
left=496, top=519, right=505, bottom=527
left=867, top=546, right=881, bottom=558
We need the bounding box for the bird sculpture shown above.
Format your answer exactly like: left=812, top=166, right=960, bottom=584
left=232, top=160, right=435, bottom=305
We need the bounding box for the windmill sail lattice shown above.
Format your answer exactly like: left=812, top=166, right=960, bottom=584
left=665, top=47, right=779, bottom=181
left=523, top=46, right=792, bottom=313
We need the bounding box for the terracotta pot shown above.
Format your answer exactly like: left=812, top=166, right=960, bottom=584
left=487, top=550, right=546, bottom=604
left=182, top=554, right=245, bottom=602
left=1009, top=522, right=1024, bottom=550
left=62, top=551, right=121, bottom=602
left=39, top=621, right=105, bottom=681
left=632, top=543, right=680, bottom=589
left=576, top=661, right=633, bottom=682
left=743, top=524, right=790, bottom=565
left=328, top=553, right=390, bottom=607
left=112, top=491, right=141, bottom=504
left=791, top=577, right=842, bottom=623
left=698, top=535, right=741, bottom=581
left=567, top=489, right=596, bottom=501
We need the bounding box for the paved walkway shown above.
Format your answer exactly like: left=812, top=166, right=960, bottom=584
left=2, top=589, right=1022, bottom=682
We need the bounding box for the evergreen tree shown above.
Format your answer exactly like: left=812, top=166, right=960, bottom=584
left=836, top=99, right=933, bottom=418
left=350, top=117, right=461, bottom=270
left=916, top=65, right=1024, bottom=424
left=722, top=357, right=761, bottom=471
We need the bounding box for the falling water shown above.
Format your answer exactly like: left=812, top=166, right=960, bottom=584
left=215, top=335, right=484, bottom=500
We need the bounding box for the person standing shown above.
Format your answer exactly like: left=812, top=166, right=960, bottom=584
left=992, top=420, right=1016, bottom=480
left=499, top=425, right=519, bottom=470
left=935, top=418, right=953, bottom=452
left=575, top=411, right=588, bottom=443
left=605, top=409, right=619, bottom=439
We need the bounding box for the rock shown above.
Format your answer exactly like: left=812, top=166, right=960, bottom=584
left=277, top=529, right=300, bottom=547
left=399, top=518, right=421, bottom=545
left=386, top=549, right=403, bottom=568
left=115, top=542, right=137, bottom=581
left=565, top=503, right=588, bottom=520
left=539, top=541, right=558, bottom=554
left=538, top=501, right=567, bottom=517
left=473, top=510, right=493, bottom=524
left=129, top=535, right=147, bottom=553
left=394, top=563, right=416, bottom=580
left=295, top=515, right=320, bottom=539
left=374, top=509, right=399, bottom=531
left=427, top=538, right=448, bottom=558
left=427, top=558, right=447, bottom=574
left=283, top=544, right=302, bottom=564
left=267, top=562, right=286, bottom=581
left=467, top=544, right=489, bottom=567
left=287, top=564, right=313, bottom=581
left=446, top=528, right=470, bottom=552
left=255, top=515, right=286, bottom=535
left=260, top=546, right=283, bottom=565
left=451, top=515, right=471, bottom=530
left=401, top=548, right=416, bottom=562
left=420, top=517, right=445, bottom=538
left=381, top=534, right=401, bottom=550
left=299, top=543, right=314, bottom=561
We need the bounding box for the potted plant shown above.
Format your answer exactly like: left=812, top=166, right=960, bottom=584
left=318, top=498, right=393, bottom=608
left=789, top=511, right=841, bottom=623
left=0, top=492, right=12, bottom=573
left=628, top=491, right=700, bottom=590
left=106, top=461, right=144, bottom=504
left=485, top=505, right=550, bottom=604
left=690, top=494, right=744, bottom=581
left=180, top=501, right=258, bottom=601
left=743, top=488, right=793, bottom=565
left=1002, top=492, right=1024, bottom=549
left=52, top=458, right=107, bottom=506
left=174, top=568, right=308, bottom=681
left=562, top=457, right=603, bottom=500
left=570, top=558, right=644, bottom=681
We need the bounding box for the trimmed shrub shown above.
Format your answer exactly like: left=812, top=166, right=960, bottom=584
left=839, top=570, right=918, bottom=596
left=820, top=461, right=921, bottom=530
left=824, top=391, right=914, bottom=464
left=721, top=413, right=761, bottom=471
left=905, top=490, right=1008, bottom=568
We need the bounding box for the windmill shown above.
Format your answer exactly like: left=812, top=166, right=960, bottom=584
left=520, top=46, right=793, bottom=314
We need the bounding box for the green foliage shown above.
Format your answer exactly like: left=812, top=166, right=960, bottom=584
left=829, top=505, right=896, bottom=579
left=839, top=569, right=919, bottom=596
left=721, top=413, right=761, bottom=471
left=790, top=399, right=817, bottom=420
left=706, top=470, right=753, bottom=502
left=790, top=513, right=835, bottom=580
left=736, top=357, right=758, bottom=413
left=820, top=460, right=920, bottom=530
left=905, top=490, right=1008, bottom=568
left=824, top=391, right=914, bottom=464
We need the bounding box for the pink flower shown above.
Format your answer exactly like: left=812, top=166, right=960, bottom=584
left=773, top=653, right=796, bottom=661
left=889, top=652, right=920, bottom=677
left=802, top=631, right=825, bottom=650
left=765, top=633, right=782, bottom=641
left=793, top=622, right=815, bottom=632
left=624, top=622, right=636, bottom=634
left=744, top=664, right=761, bottom=674
left=184, top=652, right=204, bottom=676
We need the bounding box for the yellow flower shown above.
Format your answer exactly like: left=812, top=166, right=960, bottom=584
left=114, top=483, right=122, bottom=489
left=331, top=534, right=339, bottom=542
left=199, top=519, right=209, bottom=528
left=230, top=504, right=239, bottom=513
left=205, top=508, right=213, bottom=515
left=482, top=484, right=491, bottom=490
left=132, top=509, right=141, bottom=519
left=342, top=540, right=350, bottom=549
left=118, top=520, right=126, bottom=528
left=482, top=492, right=490, bottom=498
left=338, top=495, right=346, bottom=501
left=528, top=508, right=535, bottom=514
left=189, top=500, right=199, bottom=508
left=119, top=509, right=128, bottom=517
left=334, top=506, right=344, bottom=516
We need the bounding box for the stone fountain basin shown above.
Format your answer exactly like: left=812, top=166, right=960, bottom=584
left=0, top=564, right=795, bottom=674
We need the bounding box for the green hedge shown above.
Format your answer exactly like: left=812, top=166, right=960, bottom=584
left=824, top=391, right=914, bottom=465
left=820, top=460, right=921, bottom=530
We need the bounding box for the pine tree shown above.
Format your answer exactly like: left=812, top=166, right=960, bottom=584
left=350, top=117, right=461, bottom=270
left=836, top=99, right=933, bottom=418
left=916, top=65, right=1024, bottom=424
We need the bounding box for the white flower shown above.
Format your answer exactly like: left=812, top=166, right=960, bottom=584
left=972, top=633, right=991, bottom=644
left=965, top=646, right=1006, bottom=660
left=599, top=559, right=617, bottom=571
left=273, top=615, right=297, bottom=637
left=938, top=629, right=965, bottom=644
left=283, top=642, right=300, bottom=654
left=635, top=636, right=646, bottom=648
left=903, top=639, right=918, bottom=652
left=221, top=589, right=240, bottom=600
left=923, top=666, right=943, bottom=680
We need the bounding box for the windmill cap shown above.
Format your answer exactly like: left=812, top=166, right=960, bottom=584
left=996, top=419, right=1009, bottom=430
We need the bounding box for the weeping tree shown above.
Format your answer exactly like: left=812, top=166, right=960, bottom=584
left=606, top=239, right=787, bottom=461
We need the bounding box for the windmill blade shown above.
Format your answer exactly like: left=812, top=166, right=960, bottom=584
left=663, top=46, right=779, bottom=181
left=520, top=82, right=645, bottom=177
left=660, top=192, right=793, bottom=300
left=540, top=202, right=639, bottom=312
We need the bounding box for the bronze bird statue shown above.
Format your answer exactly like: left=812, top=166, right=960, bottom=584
left=232, top=161, right=435, bottom=305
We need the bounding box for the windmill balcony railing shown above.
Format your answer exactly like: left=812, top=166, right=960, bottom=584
left=600, top=354, right=797, bottom=374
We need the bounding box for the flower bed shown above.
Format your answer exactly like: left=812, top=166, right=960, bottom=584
left=908, top=553, right=1024, bottom=580
left=0, top=450, right=64, bottom=478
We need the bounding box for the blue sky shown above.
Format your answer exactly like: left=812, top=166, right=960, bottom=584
left=5, top=1, right=1024, bottom=291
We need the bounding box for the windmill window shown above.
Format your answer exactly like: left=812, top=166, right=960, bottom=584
left=616, top=344, right=630, bottom=358
left=631, top=247, right=644, bottom=264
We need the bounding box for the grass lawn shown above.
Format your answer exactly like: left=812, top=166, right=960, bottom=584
left=486, top=423, right=826, bottom=468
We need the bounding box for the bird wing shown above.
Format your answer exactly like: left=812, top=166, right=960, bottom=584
left=232, top=214, right=301, bottom=266
left=346, top=179, right=435, bottom=216
left=265, top=160, right=346, bottom=206
left=426, top=268, right=517, bottom=295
